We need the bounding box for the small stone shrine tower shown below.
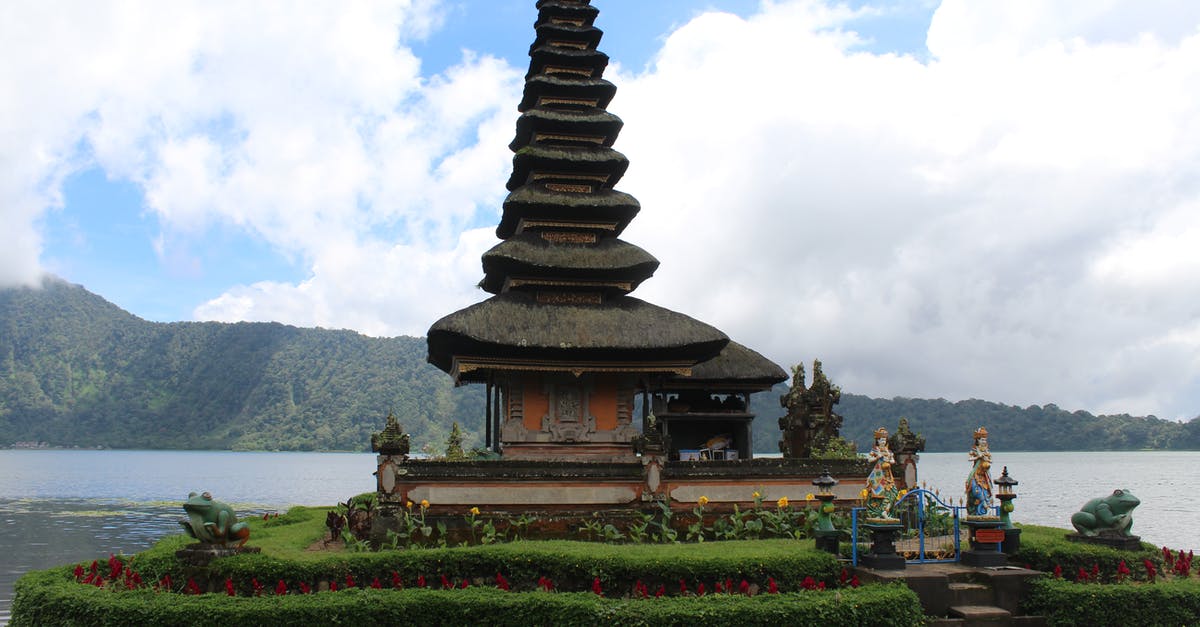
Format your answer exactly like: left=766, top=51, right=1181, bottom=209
left=427, top=0, right=785, bottom=463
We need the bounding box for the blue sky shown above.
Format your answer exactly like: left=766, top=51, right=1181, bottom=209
left=4, top=0, right=1199, bottom=420
left=38, top=0, right=937, bottom=323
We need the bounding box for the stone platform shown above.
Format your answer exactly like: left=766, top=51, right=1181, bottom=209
left=1065, top=531, right=1143, bottom=551
left=856, top=562, right=1046, bottom=625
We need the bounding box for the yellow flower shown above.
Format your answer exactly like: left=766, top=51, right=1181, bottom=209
left=698, top=496, right=709, bottom=506
left=420, top=499, right=430, bottom=509
left=860, top=489, right=868, bottom=499
left=805, top=493, right=815, bottom=502
left=777, top=496, right=789, bottom=508
left=406, top=500, right=413, bottom=510
left=469, top=507, right=480, bottom=516
left=752, top=491, right=762, bottom=499
left=898, top=489, right=908, bottom=499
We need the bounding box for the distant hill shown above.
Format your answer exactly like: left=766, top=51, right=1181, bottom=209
left=2, top=279, right=1196, bottom=452
left=0, top=278, right=483, bottom=451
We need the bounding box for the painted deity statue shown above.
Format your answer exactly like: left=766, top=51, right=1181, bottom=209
left=865, top=427, right=899, bottom=519
left=965, top=427, right=995, bottom=517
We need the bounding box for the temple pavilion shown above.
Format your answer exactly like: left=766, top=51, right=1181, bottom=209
left=426, top=0, right=787, bottom=463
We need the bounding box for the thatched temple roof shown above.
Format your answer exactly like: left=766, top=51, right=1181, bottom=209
left=479, top=234, right=658, bottom=294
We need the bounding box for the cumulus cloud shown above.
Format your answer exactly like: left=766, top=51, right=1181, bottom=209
left=610, top=0, right=1200, bottom=419
left=4, top=0, right=1198, bottom=420
left=0, top=0, right=516, bottom=327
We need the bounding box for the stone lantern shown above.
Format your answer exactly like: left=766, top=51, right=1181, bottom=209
left=812, top=469, right=839, bottom=553
left=995, top=466, right=1021, bottom=553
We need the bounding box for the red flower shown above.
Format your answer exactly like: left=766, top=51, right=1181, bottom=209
left=275, top=580, right=287, bottom=595
left=225, top=578, right=235, bottom=596
left=679, top=578, right=688, bottom=595
left=441, top=574, right=451, bottom=590
left=263, top=513, right=269, bottom=520
left=460, top=579, right=469, bottom=589
left=1163, top=547, right=1174, bottom=566
left=634, top=580, right=647, bottom=598
left=739, top=579, right=751, bottom=596
left=186, top=578, right=201, bottom=595
left=74, top=564, right=84, bottom=580
left=330, top=581, right=338, bottom=592
left=655, top=584, right=665, bottom=598
left=161, top=574, right=174, bottom=592
left=592, top=577, right=603, bottom=596
left=299, top=582, right=312, bottom=594
left=1143, top=559, right=1157, bottom=583
left=1117, top=560, right=1131, bottom=582
left=89, top=560, right=99, bottom=575
left=850, top=575, right=860, bottom=588
left=250, top=578, right=263, bottom=596
left=839, top=567, right=849, bottom=585
left=346, top=574, right=356, bottom=588
left=371, top=577, right=382, bottom=589
left=392, top=572, right=403, bottom=589
left=802, top=576, right=817, bottom=590
left=818, top=581, right=826, bottom=590
left=495, top=573, right=510, bottom=591
left=1076, top=567, right=1089, bottom=583
left=93, top=577, right=105, bottom=588
left=1052, top=565, right=1062, bottom=578
left=417, top=575, right=426, bottom=588
left=714, top=581, right=724, bottom=594
left=131, top=572, right=142, bottom=588
left=767, top=577, right=779, bottom=594
left=697, top=582, right=706, bottom=596
left=1091, top=563, right=1100, bottom=580
left=108, top=555, right=123, bottom=581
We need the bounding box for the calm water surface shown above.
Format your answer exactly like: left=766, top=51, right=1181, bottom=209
left=1, top=449, right=1196, bottom=623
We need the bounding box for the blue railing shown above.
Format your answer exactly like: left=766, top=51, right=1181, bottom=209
left=851, top=488, right=1002, bottom=565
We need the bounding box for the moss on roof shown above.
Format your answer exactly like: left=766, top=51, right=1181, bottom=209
left=479, top=234, right=658, bottom=293
left=497, top=186, right=640, bottom=238
left=507, top=145, right=629, bottom=191
left=427, top=293, right=728, bottom=373
left=681, top=340, right=788, bottom=386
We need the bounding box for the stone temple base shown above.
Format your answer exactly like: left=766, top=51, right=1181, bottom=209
left=1066, top=531, right=1142, bottom=551
left=176, top=543, right=260, bottom=566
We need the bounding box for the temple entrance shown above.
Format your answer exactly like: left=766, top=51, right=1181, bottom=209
left=851, top=488, right=964, bottom=565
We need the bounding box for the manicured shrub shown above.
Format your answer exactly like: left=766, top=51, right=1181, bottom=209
left=13, top=567, right=922, bottom=627
left=1013, top=525, right=1164, bottom=582
left=1022, top=577, right=1200, bottom=627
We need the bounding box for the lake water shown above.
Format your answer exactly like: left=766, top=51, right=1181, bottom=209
left=1, top=449, right=1196, bottom=623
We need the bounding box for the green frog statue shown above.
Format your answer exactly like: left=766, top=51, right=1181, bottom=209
left=179, top=491, right=251, bottom=547
left=1071, top=489, right=1140, bottom=537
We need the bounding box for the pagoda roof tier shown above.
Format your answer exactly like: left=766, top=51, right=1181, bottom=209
left=535, top=1, right=599, bottom=28
left=497, top=185, right=640, bottom=238
left=509, top=108, right=624, bottom=151
left=531, top=23, right=603, bottom=53
left=527, top=46, right=609, bottom=81
left=507, top=145, right=629, bottom=191
left=663, top=341, right=788, bottom=391
left=479, top=233, right=659, bottom=294
left=519, top=75, right=617, bottom=112
left=427, top=292, right=729, bottom=376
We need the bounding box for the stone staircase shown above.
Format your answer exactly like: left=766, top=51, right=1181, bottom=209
left=854, top=562, right=1047, bottom=626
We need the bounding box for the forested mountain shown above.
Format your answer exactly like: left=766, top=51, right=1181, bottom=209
left=2, top=279, right=1196, bottom=452
left=0, top=278, right=483, bottom=451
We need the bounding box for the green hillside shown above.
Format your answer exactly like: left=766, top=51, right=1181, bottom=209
left=0, top=278, right=483, bottom=451
left=1, top=278, right=1196, bottom=452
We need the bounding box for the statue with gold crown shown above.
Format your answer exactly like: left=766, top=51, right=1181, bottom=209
left=865, top=426, right=899, bottom=520
left=965, top=427, right=995, bottom=517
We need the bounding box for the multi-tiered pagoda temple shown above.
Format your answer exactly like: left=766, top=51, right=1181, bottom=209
left=372, top=2, right=870, bottom=533
left=427, top=0, right=786, bottom=463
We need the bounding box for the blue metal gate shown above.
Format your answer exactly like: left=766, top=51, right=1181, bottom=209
left=851, top=488, right=964, bottom=565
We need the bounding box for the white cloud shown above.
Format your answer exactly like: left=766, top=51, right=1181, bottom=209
left=4, top=0, right=1199, bottom=420
left=609, top=0, right=1200, bottom=419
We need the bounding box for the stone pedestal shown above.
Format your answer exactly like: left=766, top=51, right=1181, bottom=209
left=1002, top=527, right=1022, bottom=555
left=860, top=521, right=905, bottom=570
left=1065, top=531, right=1142, bottom=551
left=961, top=518, right=1008, bottom=567
left=175, top=543, right=260, bottom=566
left=815, top=529, right=840, bottom=554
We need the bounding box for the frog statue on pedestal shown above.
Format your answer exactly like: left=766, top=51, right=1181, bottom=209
left=179, top=491, right=251, bottom=547
left=1071, top=489, right=1140, bottom=537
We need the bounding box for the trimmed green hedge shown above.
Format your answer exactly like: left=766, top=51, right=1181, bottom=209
left=13, top=567, right=923, bottom=627
left=1012, top=525, right=1164, bottom=582
left=1022, top=577, right=1200, bottom=626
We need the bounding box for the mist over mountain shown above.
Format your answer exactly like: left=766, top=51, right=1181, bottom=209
left=2, top=279, right=1196, bottom=452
